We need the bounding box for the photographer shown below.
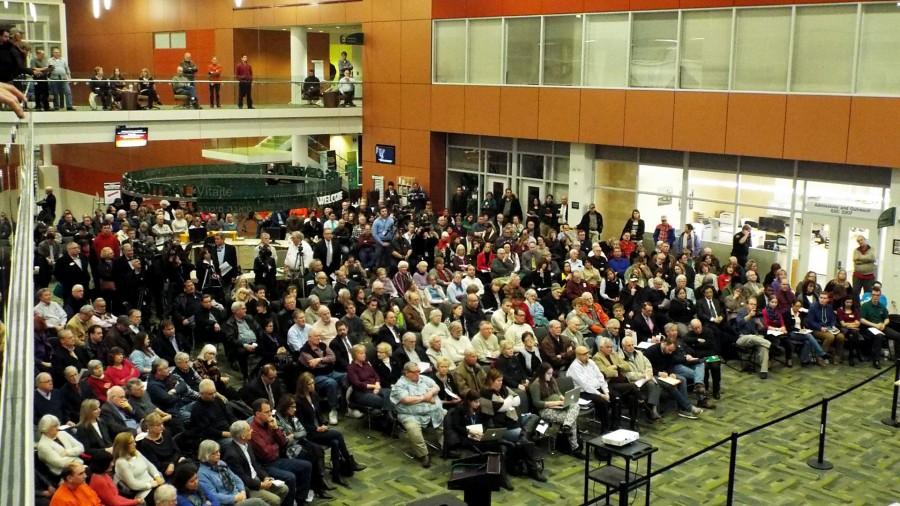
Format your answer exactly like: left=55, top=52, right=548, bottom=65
left=254, top=245, right=278, bottom=299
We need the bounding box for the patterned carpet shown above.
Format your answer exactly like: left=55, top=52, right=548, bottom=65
left=305, top=360, right=900, bottom=506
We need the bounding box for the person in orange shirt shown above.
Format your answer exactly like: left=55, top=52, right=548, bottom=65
left=207, top=56, right=222, bottom=108
left=579, top=292, right=610, bottom=335
left=50, top=462, right=101, bottom=506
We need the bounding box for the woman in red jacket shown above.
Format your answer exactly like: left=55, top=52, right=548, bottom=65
left=476, top=242, right=496, bottom=274
left=104, top=347, right=139, bottom=387
left=88, top=453, right=141, bottom=506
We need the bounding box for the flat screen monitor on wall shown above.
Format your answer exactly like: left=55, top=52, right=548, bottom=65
left=115, top=126, right=149, bottom=148
left=375, top=144, right=395, bottom=164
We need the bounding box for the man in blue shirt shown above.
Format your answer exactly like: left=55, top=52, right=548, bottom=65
left=372, top=207, right=395, bottom=268
left=806, top=292, right=846, bottom=365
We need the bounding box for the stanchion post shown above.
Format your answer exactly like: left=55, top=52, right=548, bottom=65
left=807, top=399, right=834, bottom=470
left=881, top=358, right=900, bottom=428
left=617, top=480, right=629, bottom=506
left=726, top=432, right=738, bottom=506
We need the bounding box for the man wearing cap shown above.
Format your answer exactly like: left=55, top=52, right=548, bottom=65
left=652, top=216, right=676, bottom=248
left=541, top=283, right=570, bottom=323
left=66, top=305, right=95, bottom=345
left=104, top=316, right=136, bottom=354
left=731, top=224, right=752, bottom=268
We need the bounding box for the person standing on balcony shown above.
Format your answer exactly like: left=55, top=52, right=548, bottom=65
left=337, top=51, right=353, bottom=78
left=180, top=52, right=197, bottom=84
left=207, top=56, right=222, bottom=108
left=31, top=48, right=51, bottom=111
left=236, top=55, right=254, bottom=109
left=48, top=47, right=75, bottom=111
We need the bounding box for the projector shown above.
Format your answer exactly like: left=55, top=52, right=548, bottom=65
left=601, top=429, right=640, bottom=447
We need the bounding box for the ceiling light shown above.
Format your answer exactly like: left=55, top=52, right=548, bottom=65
left=92, top=0, right=101, bottom=18
left=103, top=0, right=111, bottom=9
left=28, top=2, right=35, bottom=20
left=235, top=0, right=242, bottom=6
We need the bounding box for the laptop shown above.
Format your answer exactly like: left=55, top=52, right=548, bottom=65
left=479, top=428, right=506, bottom=442
left=188, top=227, right=207, bottom=244
left=562, top=387, right=582, bottom=408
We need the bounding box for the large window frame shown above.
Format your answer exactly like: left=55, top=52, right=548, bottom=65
left=432, top=2, right=899, bottom=96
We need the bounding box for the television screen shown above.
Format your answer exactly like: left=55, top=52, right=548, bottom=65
left=375, top=144, right=395, bottom=164
left=115, top=126, right=148, bottom=148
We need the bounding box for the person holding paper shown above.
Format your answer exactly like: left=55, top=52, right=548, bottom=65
left=684, top=320, right=722, bottom=400
left=617, top=336, right=663, bottom=421
left=643, top=337, right=704, bottom=419
left=209, top=234, right=239, bottom=292
left=860, top=286, right=897, bottom=369
left=529, top=363, right=584, bottom=457
left=784, top=300, right=828, bottom=367
left=732, top=299, right=772, bottom=379
left=806, top=292, right=845, bottom=365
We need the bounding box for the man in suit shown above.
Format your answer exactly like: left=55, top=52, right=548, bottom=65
left=221, top=419, right=291, bottom=505
left=172, top=279, right=203, bottom=343
left=328, top=321, right=355, bottom=373
left=223, top=301, right=261, bottom=379
left=54, top=241, right=90, bottom=297
left=629, top=301, right=667, bottom=343
left=391, top=332, right=428, bottom=370
left=152, top=320, right=187, bottom=364
left=240, top=364, right=285, bottom=408
left=375, top=310, right=402, bottom=351
left=209, top=233, right=239, bottom=291
left=113, top=243, right=146, bottom=312
left=195, top=293, right=227, bottom=346
left=313, top=227, right=342, bottom=276
left=696, top=285, right=734, bottom=345
left=100, top=386, right=142, bottom=435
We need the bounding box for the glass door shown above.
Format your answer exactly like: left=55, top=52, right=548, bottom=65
left=800, top=215, right=879, bottom=286
left=800, top=214, right=839, bottom=287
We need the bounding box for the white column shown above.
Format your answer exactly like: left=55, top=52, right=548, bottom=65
left=880, top=171, right=900, bottom=308
left=292, top=135, right=310, bottom=167
left=566, top=143, right=595, bottom=227
left=290, top=27, right=308, bottom=105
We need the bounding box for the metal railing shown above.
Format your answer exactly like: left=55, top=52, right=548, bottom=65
left=0, top=116, right=36, bottom=506
left=18, top=77, right=363, bottom=109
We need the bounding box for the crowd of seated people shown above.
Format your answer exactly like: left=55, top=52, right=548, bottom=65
left=31, top=183, right=900, bottom=502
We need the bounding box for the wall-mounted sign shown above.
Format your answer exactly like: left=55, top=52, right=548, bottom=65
left=340, top=33, right=364, bottom=45
left=805, top=197, right=882, bottom=220
left=103, top=182, right=121, bottom=205
left=878, top=207, right=896, bottom=228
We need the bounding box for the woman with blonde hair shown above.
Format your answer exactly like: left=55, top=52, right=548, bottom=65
left=112, top=432, right=164, bottom=499
left=74, top=398, right=114, bottom=460
left=137, top=67, right=161, bottom=109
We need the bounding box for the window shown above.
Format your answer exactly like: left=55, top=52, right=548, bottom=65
left=857, top=3, right=900, bottom=95
left=448, top=147, right=480, bottom=171
left=688, top=169, right=737, bottom=203
left=791, top=5, right=857, bottom=93
left=638, top=164, right=683, bottom=196
left=739, top=174, right=794, bottom=209
left=679, top=10, right=731, bottom=90
left=468, top=19, right=503, bottom=85
left=630, top=11, right=678, bottom=88
left=542, top=15, right=583, bottom=86
left=434, top=20, right=467, bottom=83
left=733, top=8, right=790, bottom=91
left=553, top=157, right=570, bottom=182
left=505, top=17, right=542, bottom=85
left=154, top=31, right=186, bottom=49
left=486, top=151, right=509, bottom=175
left=519, top=154, right=545, bottom=179
left=584, top=14, right=629, bottom=87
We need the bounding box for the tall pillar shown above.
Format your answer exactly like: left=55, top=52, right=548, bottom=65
left=292, top=135, right=310, bottom=167
left=880, top=170, right=900, bottom=308
left=290, top=27, right=308, bottom=105
left=566, top=143, right=595, bottom=227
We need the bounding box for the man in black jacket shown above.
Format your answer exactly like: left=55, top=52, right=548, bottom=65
left=172, top=279, right=203, bottom=342
left=54, top=242, right=90, bottom=299
left=577, top=203, right=604, bottom=243
left=223, top=301, right=261, bottom=379
left=313, top=227, right=342, bottom=275
left=240, top=364, right=285, bottom=408
left=153, top=320, right=188, bottom=364
left=209, top=233, right=240, bottom=291
left=221, top=420, right=290, bottom=505
left=100, top=386, right=142, bottom=435
left=147, top=358, right=197, bottom=425
left=684, top=319, right=722, bottom=400
left=643, top=336, right=703, bottom=420
left=189, top=379, right=237, bottom=441
left=195, top=294, right=227, bottom=346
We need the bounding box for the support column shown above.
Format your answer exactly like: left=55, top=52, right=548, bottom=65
left=290, top=27, right=308, bottom=105
left=566, top=143, right=595, bottom=228
left=292, top=135, right=310, bottom=167
left=880, top=170, right=900, bottom=307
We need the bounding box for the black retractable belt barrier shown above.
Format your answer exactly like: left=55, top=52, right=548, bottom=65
left=882, top=358, right=900, bottom=428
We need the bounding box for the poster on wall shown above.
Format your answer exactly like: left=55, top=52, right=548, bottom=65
left=104, top=182, right=121, bottom=205
left=372, top=175, right=384, bottom=201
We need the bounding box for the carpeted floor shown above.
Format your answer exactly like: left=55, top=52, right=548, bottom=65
left=296, top=359, right=900, bottom=505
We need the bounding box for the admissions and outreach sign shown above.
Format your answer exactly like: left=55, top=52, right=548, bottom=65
left=805, top=196, right=882, bottom=219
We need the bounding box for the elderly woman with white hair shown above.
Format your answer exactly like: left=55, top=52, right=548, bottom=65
left=524, top=289, right=549, bottom=327
left=421, top=309, right=451, bottom=345
left=193, top=343, right=239, bottom=400
left=392, top=261, right=414, bottom=295
left=36, top=414, right=84, bottom=476
left=196, top=439, right=269, bottom=506
left=310, top=271, right=336, bottom=306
